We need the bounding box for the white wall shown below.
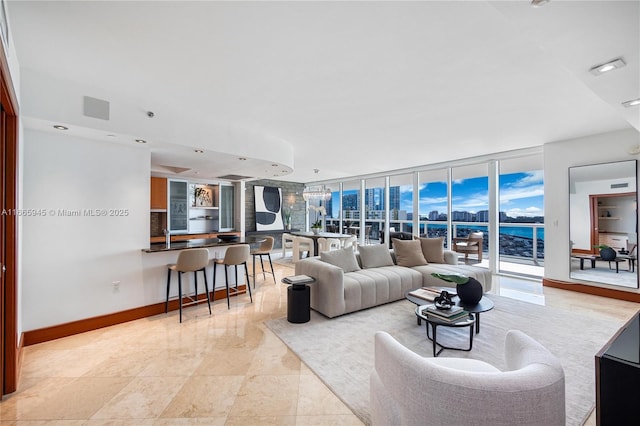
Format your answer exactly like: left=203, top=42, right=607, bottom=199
left=570, top=178, right=636, bottom=251
left=22, top=129, right=150, bottom=330
left=545, top=128, right=640, bottom=290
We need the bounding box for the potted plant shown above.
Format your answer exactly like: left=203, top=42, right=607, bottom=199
left=311, top=219, right=322, bottom=234
left=431, top=272, right=483, bottom=306
left=594, top=244, right=617, bottom=261
left=283, top=209, right=292, bottom=230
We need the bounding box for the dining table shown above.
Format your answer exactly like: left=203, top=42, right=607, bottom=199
left=290, top=231, right=353, bottom=254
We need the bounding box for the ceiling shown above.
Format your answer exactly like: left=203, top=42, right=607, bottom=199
left=7, top=1, right=639, bottom=184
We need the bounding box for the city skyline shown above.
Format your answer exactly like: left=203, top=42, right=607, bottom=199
left=327, top=171, right=544, bottom=221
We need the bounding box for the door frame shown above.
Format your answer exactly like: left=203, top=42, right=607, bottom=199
left=0, top=34, right=19, bottom=396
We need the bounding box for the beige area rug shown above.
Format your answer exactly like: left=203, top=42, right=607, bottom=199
left=266, top=294, right=623, bottom=426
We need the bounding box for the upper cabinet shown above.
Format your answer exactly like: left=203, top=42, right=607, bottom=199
left=153, top=178, right=236, bottom=235
left=168, top=179, right=189, bottom=233
left=150, top=177, right=167, bottom=210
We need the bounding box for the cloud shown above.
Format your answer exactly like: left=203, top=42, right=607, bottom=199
left=505, top=206, right=544, bottom=217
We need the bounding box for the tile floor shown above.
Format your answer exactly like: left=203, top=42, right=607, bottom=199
left=1, top=259, right=638, bottom=425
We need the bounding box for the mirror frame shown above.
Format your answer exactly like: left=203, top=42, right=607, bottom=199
left=569, top=160, right=638, bottom=288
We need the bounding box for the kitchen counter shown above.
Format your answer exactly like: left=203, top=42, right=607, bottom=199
left=143, top=237, right=264, bottom=253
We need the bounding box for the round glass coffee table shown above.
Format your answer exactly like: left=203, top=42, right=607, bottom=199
left=406, top=292, right=494, bottom=335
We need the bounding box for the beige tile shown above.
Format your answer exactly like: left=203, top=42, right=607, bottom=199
left=20, top=348, right=111, bottom=379
left=90, top=376, right=188, bottom=419
left=137, top=348, right=205, bottom=377
left=160, top=375, right=244, bottom=418
left=0, top=377, right=78, bottom=420
left=296, top=375, right=352, bottom=416
left=5, top=377, right=131, bottom=420
left=225, top=416, right=296, bottom=425
left=247, top=343, right=301, bottom=376
left=295, top=415, right=365, bottom=425
left=153, top=419, right=226, bottom=425
left=192, top=347, right=256, bottom=376
left=229, top=375, right=299, bottom=417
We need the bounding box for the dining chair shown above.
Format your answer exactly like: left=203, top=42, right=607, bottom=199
left=250, top=236, right=275, bottom=286
left=212, top=244, right=253, bottom=309
left=282, top=233, right=295, bottom=258
left=293, top=236, right=315, bottom=262
left=166, top=248, right=211, bottom=322
left=318, top=237, right=341, bottom=252
left=342, top=235, right=357, bottom=251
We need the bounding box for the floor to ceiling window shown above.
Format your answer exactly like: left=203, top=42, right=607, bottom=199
left=342, top=180, right=361, bottom=237
left=498, top=155, right=544, bottom=277
left=451, top=163, right=489, bottom=262
left=365, top=177, right=385, bottom=243
left=418, top=168, right=449, bottom=246
left=305, top=148, right=545, bottom=285
left=389, top=174, right=414, bottom=234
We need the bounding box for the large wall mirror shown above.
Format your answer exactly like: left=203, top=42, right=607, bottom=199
left=569, top=160, right=638, bottom=288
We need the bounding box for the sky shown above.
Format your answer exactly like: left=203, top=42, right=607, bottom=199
left=333, top=170, right=544, bottom=219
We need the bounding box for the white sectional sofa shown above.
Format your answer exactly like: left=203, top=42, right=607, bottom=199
left=294, top=238, right=493, bottom=318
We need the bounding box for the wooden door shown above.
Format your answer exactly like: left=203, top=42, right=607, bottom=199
left=0, top=37, right=19, bottom=396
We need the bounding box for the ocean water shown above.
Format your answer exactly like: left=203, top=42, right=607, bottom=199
left=425, top=223, right=544, bottom=241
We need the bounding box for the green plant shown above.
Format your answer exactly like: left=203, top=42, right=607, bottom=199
left=593, top=244, right=610, bottom=249
left=431, top=272, right=470, bottom=284
left=312, top=219, right=322, bottom=228
left=283, top=209, right=291, bottom=224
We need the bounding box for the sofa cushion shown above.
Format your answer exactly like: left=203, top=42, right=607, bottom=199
left=320, top=247, right=361, bottom=273
left=418, top=237, right=445, bottom=264
left=358, top=244, right=395, bottom=269
left=392, top=239, right=428, bottom=267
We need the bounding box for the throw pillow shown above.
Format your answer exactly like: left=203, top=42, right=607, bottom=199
left=358, top=244, right=394, bottom=268
left=320, top=247, right=361, bottom=273
left=392, top=238, right=428, bottom=267
left=418, top=237, right=445, bottom=263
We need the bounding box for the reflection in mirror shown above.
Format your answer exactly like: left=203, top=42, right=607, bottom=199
left=569, top=160, right=638, bottom=288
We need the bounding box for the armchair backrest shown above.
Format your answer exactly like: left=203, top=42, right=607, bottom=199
left=469, top=231, right=484, bottom=241
left=370, top=330, right=565, bottom=426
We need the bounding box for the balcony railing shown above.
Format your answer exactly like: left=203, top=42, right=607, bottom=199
left=325, top=218, right=544, bottom=267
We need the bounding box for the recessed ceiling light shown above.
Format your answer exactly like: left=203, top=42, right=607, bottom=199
left=589, top=58, right=626, bottom=76
left=622, top=98, right=640, bottom=108
left=531, top=0, right=550, bottom=7
left=238, top=157, right=247, bottom=161
left=282, top=170, right=288, bottom=173
left=194, top=149, right=204, bottom=154
left=107, top=134, right=116, bottom=137
left=135, top=139, right=147, bottom=144
left=272, top=164, right=279, bottom=167
left=53, top=125, right=68, bottom=130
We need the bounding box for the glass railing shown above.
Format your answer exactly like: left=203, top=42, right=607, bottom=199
left=325, top=219, right=544, bottom=266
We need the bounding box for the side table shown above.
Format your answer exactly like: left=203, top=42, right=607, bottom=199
left=282, top=275, right=316, bottom=323
left=415, top=305, right=475, bottom=357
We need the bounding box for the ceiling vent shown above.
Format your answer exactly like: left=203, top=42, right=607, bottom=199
left=83, top=96, right=110, bottom=120
left=217, top=174, right=253, bottom=181
left=611, top=183, right=629, bottom=189
left=159, top=165, right=192, bottom=174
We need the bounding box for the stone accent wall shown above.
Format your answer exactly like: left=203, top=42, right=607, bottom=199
left=245, top=179, right=306, bottom=249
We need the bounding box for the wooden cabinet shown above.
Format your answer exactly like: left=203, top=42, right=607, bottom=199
left=599, top=233, right=628, bottom=251
left=150, top=177, right=167, bottom=210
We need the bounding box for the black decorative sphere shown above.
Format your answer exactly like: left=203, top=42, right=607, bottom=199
left=456, top=277, right=483, bottom=306
left=599, top=247, right=616, bottom=261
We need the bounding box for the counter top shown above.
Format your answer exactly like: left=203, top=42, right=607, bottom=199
left=143, top=237, right=264, bottom=253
